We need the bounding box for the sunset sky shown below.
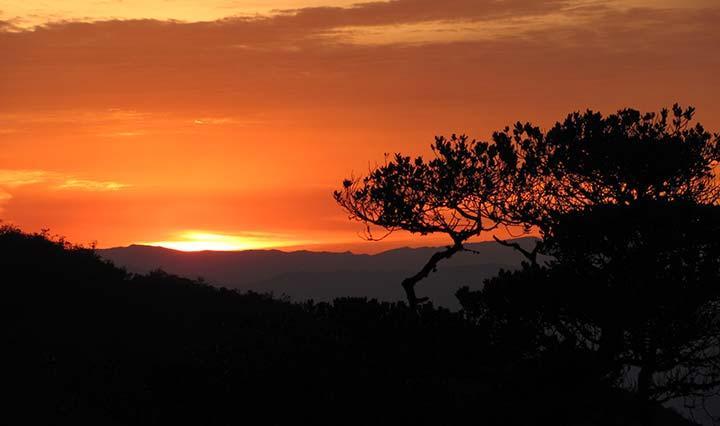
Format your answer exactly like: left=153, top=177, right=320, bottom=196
left=1, top=0, right=719, bottom=252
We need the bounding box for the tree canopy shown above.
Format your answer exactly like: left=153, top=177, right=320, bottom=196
left=336, top=105, right=720, bottom=414
left=510, top=104, right=720, bottom=234
left=334, top=134, right=522, bottom=305
left=335, top=105, right=720, bottom=304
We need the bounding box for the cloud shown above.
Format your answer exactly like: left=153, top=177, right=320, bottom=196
left=99, top=131, right=146, bottom=137
left=0, top=169, right=129, bottom=193
left=191, top=116, right=255, bottom=125
left=4, top=0, right=573, bottom=33
left=0, top=168, right=130, bottom=220
left=56, top=179, right=129, bottom=191
left=0, top=170, right=52, bottom=187
left=0, top=18, right=21, bottom=32
left=0, top=188, right=12, bottom=207
left=0, top=171, right=44, bottom=213
left=264, top=0, right=573, bottom=30
left=193, top=117, right=234, bottom=125
left=0, top=2, right=717, bottom=147
left=1, top=0, right=717, bottom=85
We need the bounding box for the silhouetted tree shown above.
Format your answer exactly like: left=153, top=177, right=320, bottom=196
left=514, top=105, right=720, bottom=403
left=458, top=105, right=720, bottom=418
left=336, top=105, right=720, bottom=417
left=334, top=134, right=521, bottom=306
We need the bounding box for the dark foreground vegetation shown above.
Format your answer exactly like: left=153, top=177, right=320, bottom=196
left=4, top=105, right=719, bottom=425
left=0, top=226, right=702, bottom=425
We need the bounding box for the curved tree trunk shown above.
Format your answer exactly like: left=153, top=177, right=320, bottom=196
left=401, top=243, right=464, bottom=308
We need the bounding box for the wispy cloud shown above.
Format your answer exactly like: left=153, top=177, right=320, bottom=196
left=193, top=117, right=236, bottom=125
left=0, top=170, right=52, bottom=187
left=0, top=169, right=130, bottom=200
left=0, top=189, right=11, bottom=214
left=56, top=179, right=129, bottom=191
left=1, top=109, right=262, bottom=137
left=98, top=131, right=146, bottom=137
left=0, top=169, right=130, bottom=216
left=2, top=0, right=717, bottom=118
left=0, top=109, right=151, bottom=125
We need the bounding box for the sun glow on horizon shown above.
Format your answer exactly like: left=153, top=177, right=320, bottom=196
left=142, top=231, right=306, bottom=252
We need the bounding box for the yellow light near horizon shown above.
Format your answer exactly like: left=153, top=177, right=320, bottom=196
left=143, top=231, right=303, bottom=252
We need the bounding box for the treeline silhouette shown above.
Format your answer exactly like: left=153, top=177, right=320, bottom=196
left=1, top=225, right=701, bottom=425
left=4, top=105, right=719, bottom=425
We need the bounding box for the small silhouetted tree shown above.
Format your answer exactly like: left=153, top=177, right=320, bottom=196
left=334, top=134, right=521, bottom=306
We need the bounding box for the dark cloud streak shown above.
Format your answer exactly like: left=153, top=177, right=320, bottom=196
left=1, top=1, right=718, bottom=123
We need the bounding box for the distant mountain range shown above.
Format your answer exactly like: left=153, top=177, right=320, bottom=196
left=99, top=237, right=539, bottom=309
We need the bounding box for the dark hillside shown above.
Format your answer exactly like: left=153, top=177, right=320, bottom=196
left=2, top=227, right=697, bottom=425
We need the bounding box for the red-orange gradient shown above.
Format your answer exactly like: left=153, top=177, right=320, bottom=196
left=1, top=0, right=719, bottom=251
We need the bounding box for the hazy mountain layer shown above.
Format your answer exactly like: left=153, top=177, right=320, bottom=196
left=100, top=238, right=539, bottom=308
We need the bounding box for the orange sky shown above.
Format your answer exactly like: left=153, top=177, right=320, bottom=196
left=1, top=0, right=719, bottom=252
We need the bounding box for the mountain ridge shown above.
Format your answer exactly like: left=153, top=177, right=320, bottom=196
left=99, top=237, right=539, bottom=308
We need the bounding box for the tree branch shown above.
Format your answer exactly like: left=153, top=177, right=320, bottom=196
left=402, top=242, right=464, bottom=308
left=492, top=236, right=541, bottom=265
